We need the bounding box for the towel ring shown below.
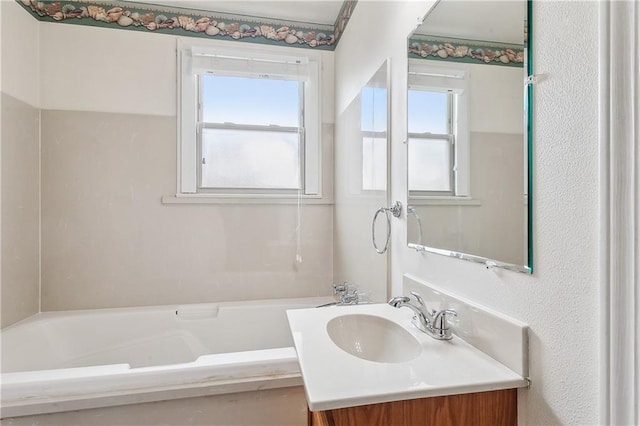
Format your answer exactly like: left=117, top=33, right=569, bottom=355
left=372, top=201, right=402, bottom=254
left=372, top=207, right=392, bottom=254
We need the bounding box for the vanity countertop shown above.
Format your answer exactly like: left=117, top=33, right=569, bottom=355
left=287, top=303, right=528, bottom=411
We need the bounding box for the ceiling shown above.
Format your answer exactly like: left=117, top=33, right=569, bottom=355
left=128, top=1, right=345, bottom=25
left=416, top=0, right=525, bottom=45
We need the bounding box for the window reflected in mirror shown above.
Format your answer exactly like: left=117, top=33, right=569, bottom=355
left=361, top=86, right=388, bottom=191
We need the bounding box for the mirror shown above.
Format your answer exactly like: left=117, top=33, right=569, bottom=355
left=406, top=0, right=532, bottom=273
left=333, top=60, right=391, bottom=302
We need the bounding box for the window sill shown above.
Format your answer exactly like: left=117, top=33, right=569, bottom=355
left=161, top=194, right=334, bottom=205
left=408, top=196, right=482, bottom=206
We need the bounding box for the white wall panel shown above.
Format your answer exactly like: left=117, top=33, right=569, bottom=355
left=1, top=0, right=40, bottom=107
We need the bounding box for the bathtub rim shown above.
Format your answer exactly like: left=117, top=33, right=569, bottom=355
left=0, top=347, right=303, bottom=419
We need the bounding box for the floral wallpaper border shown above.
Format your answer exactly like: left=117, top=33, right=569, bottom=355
left=409, top=35, right=525, bottom=68
left=16, top=0, right=359, bottom=50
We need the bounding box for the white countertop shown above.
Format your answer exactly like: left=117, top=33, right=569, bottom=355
left=287, top=303, right=528, bottom=411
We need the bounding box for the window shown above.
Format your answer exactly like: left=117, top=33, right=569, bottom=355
left=178, top=42, right=321, bottom=198
left=199, top=76, right=302, bottom=191
left=361, top=86, right=388, bottom=191
left=408, top=90, right=454, bottom=194
left=407, top=63, right=469, bottom=197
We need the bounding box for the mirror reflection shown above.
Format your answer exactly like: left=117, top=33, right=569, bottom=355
left=334, top=61, right=390, bottom=303
left=407, top=0, right=531, bottom=272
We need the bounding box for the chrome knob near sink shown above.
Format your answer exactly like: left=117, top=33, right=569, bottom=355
left=388, top=291, right=457, bottom=340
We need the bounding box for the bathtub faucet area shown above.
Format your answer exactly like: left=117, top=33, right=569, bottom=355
left=316, top=282, right=363, bottom=307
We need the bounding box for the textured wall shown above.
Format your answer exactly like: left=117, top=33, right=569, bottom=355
left=1, top=0, right=41, bottom=328
left=338, top=1, right=600, bottom=425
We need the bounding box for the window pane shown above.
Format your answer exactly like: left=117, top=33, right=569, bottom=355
left=408, top=138, right=452, bottom=192
left=408, top=90, right=449, bottom=134
left=361, top=87, right=387, bottom=132
left=201, top=75, right=300, bottom=127
left=201, top=129, right=300, bottom=189
left=362, top=136, right=387, bottom=191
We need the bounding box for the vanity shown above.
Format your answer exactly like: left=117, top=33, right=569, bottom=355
left=287, top=275, right=529, bottom=426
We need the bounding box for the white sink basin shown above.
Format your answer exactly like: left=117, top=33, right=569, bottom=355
left=326, top=314, right=421, bottom=363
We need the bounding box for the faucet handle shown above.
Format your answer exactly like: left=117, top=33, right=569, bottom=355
left=409, top=291, right=426, bottom=307
left=332, top=282, right=348, bottom=295
left=432, top=309, right=457, bottom=331
left=341, top=289, right=359, bottom=304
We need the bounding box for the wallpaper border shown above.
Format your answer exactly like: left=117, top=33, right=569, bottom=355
left=16, top=0, right=358, bottom=51
left=409, top=35, right=525, bottom=68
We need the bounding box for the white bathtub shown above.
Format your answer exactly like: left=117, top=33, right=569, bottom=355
left=0, top=296, right=331, bottom=419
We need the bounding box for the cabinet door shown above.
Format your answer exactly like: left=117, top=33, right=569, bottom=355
left=308, top=389, right=517, bottom=426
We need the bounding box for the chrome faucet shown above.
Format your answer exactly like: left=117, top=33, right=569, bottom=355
left=333, top=282, right=360, bottom=305
left=316, top=282, right=361, bottom=307
left=388, top=291, right=457, bottom=340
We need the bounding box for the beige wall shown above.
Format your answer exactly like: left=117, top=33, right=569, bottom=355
left=40, top=111, right=333, bottom=312
left=37, top=24, right=334, bottom=311
left=1, top=0, right=41, bottom=328
left=1, top=93, right=40, bottom=327
left=1, top=1, right=40, bottom=107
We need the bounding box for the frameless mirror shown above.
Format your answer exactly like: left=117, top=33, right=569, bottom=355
left=334, top=60, right=391, bottom=302
left=406, top=0, right=532, bottom=273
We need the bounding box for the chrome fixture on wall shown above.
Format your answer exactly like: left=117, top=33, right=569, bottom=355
left=316, top=282, right=364, bottom=307
left=372, top=201, right=402, bottom=254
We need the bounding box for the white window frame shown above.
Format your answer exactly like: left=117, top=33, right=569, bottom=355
left=176, top=40, right=321, bottom=200
left=408, top=61, right=470, bottom=199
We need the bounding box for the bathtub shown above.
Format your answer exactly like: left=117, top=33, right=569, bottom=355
left=0, top=296, right=331, bottom=419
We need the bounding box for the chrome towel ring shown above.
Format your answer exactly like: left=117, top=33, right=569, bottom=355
left=372, top=201, right=402, bottom=254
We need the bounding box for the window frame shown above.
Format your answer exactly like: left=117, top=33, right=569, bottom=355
left=407, top=61, right=470, bottom=199
left=177, top=40, right=321, bottom=200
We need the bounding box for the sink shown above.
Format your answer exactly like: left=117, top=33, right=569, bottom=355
left=326, top=314, right=421, bottom=363
left=287, top=296, right=529, bottom=411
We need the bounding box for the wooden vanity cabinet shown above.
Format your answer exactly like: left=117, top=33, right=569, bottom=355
left=307, top=388, right=517, bottom=426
